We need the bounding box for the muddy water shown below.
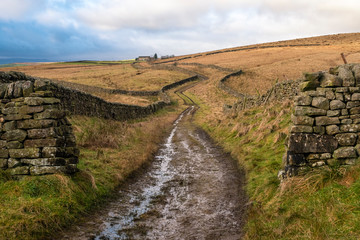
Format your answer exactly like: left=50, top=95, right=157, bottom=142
left=60, top=107, right=247, bottom=240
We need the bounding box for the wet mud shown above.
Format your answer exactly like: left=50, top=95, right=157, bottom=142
left=60, top=107, right=247, bottom=240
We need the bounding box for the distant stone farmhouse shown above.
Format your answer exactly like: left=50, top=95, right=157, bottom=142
left=136, top=56, right=152, bottom=61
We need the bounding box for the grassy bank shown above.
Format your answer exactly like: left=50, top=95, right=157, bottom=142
left=0, top=104, right=183, bottom=240
left=190, top=93, right=360, bottom=239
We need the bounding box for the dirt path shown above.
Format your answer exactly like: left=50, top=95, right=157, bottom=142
left=59, top=105, right=247, bottom=240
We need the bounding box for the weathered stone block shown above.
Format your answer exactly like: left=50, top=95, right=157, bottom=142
left=288, top=133, right=338, bottom=153
left=42, top=147, right=64, bottom=158
left=336, top=87, right=349, bottom=93
left=22, top=158, right=66, bottom=166
left=30, top=166, right=66, bottom=175
left=2, top=107, right=19, bottom=115
left=295, top=95, right=312, bottom=106
left=4, top=82, right=15, bottom=98
left=347, top=101, right=360, bottom=108
left=320, top=73, right=342, bottom=87
left=327, top=110, right=340, bottom=117
left=6, top=141, right=23, bottom=149
left=291, top=125, right=313, bottom=133
left=350, top=107, right=360, bottom=115
left=8, top=166, right=29, bottom=175
left=350, top=114, right=360, bottom=119
left=326, top=125, right=340, bottom=135
left=8, top=158, right=21, bottom=168
left=1, top=129, right=27, bottom=141
left=354, top=119, right=360, bottom=124
left=315, top=116, right=340, bottom=126
left=17, top=119, right=57, bottom=129
left=24, top=139, right=62, bottom=148
left=312, top=97, right=329, bottom=110
left=325, top=90, right=336, bottom=100
left=18, top=105, right=44, bottom=114
left=34, top=109, right=65, bottom=119
left=320, top=153, right=332, bottom=159
left=13, top=81, right=23, bottom=98
left=27, top=128, right=57, bottom=139
left=9, top=148, right=40, bottom=158
left=294, top=106, right=327, bottom=116
left=338, top=66, right=355, bottom=87
left=330, top=100, right=346, bottom=110
left=311, top=161, right=326, bottom=167
left=340, top=124, right=360, bottom=132
left=291, top=115, right=314, bottom=126
left=335, top=93, right=344, bottom=101
left=344, top=158, right=357, bottom=165
left=341, top=119, right=353, bottom=124
left=300, top=77, right=321, bottom=92
left=24, top=97, right=44, bottom=106
left=350, top=87, right=360, bottom=93
left=22, top=81, right=34, bottom=97
left=306, top=90, right=323, bottom=97
left=333, top=147, right=357, bottom=159
left=34, top=79, right=51, bottom=91
left=3, top=114, right=32, bottom=121
left=335, top=133, right=358, bottom=146
left=3, top=121, right=16, bottom=131
left=29, top=91, right=53, bottom=97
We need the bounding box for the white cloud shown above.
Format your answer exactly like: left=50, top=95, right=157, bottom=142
left=0, top=0, right=44, bottom=20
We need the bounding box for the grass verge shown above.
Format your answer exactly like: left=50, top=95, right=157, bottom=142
left=192, top=95, right=360, bottom=239
left=0, top=104, right=183, bottom=240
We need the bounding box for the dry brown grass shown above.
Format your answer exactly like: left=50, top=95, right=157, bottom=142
left=162, top=33, right=360, bottom=96
left=2, top=62, right=188, bottom=91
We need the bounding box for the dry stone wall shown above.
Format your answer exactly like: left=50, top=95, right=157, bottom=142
left=0, top=72, right=200, bottom=122
left=280, top=63, right=360, bottom=178
left=0, top=78, right=79, bottom=177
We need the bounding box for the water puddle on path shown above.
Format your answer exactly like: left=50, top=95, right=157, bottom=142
left=60, top=106, right=247, bottom=240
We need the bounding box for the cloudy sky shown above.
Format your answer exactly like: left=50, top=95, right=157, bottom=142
left=0, top=0, right=359, bottom=62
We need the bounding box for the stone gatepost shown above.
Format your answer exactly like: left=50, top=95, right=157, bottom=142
left=0, top=79, right=79, bottom=177
left=280, top=64, right=360, bottom=179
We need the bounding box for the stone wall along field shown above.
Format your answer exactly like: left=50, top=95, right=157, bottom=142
left=0, top=78, right=79, bottom=177
left=280, top=63, right=360, bottom=179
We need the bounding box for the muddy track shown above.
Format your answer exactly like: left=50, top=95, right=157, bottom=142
left=59, top=83, right=247, bottom=239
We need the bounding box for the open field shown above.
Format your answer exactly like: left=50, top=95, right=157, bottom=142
left=1, top=62, right=189, bottom=91
left=2, top=33, right=360, bottom=239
